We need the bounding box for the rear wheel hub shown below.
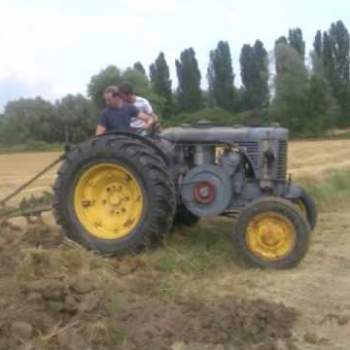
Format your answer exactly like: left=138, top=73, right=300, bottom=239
left=74, top=163, right=144, bottom=240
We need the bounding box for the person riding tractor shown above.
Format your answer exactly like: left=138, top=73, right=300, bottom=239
left=96, top=85, right=155, bottom=136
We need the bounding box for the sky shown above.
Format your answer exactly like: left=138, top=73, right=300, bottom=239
left=0, top=0, right=349, bottom=110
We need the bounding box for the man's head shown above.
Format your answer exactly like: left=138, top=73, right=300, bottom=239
left=118, top=82, right=136, bottom=104
left=104, top=86, right=122, bottom=108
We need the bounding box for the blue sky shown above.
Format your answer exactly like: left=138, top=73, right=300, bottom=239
left=0, top=0, right=349, bottom=110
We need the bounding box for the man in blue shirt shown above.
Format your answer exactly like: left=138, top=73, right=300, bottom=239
left=95, top=86, right=154, bottom=136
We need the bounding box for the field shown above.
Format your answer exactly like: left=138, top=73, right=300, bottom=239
left=0, top=140, right=350, bottom=349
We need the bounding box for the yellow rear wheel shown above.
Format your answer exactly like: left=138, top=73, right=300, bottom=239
left=53, top=135, right=176, bottom=254
left=74, top=163, right=144, bottom=240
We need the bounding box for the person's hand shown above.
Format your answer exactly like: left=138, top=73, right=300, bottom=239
left=144, top=116, right=155, bottom=129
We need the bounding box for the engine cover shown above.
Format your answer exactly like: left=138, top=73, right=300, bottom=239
left=181, top=165, right=232, bottom=217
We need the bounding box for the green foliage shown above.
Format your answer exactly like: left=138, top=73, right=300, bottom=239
left=2, top=20, right=350, bottom=146
left=157, top=223, right=233, bottom=275
left=122, top=67, right=149, bottom=88
left=149, top=52, right=173, bottom=117
left=1, top=97, right=57, bottom=144
left=288, top=28, right=306, bottom=60
left=302, top=169, right=350, bottom=210
left=271, top=44, right=336, bottom=136
left=207, top=41, right=236, bottom=111
left=275, top=36, right=288, bottom=46
left=240, top=40, right=269, bottom=111
left=271, top=44, right=309, bottom=133
left=55, top=94, right=98, bottom=143
left=87, top=65, right=121, bottom=109
left=319, top=21, right=350, bottom=126
left=314, top=30, right=323, bottom=57
left=308, top=53, right=339, bottom=134
left=175, top=48, right=202, bottom=112
left=122, top=68, right=165, bottom=116
left=133, top=61, right=146, bottom=76
left=163, top=107, right=246, bottom=127
left=87, top=66, right=165, bottom=115
left=0, top=95, right=97, bottom=145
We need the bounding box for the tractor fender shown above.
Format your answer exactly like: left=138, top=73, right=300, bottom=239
left=283, top=182, right=303, bottom=200
left=97, top=131, right=171, bottom=166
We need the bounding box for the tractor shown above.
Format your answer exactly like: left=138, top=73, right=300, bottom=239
left=53, top=122, right=317, bottom=269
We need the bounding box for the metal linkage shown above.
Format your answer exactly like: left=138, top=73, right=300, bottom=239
left=0, top=154, right=65, bottom=219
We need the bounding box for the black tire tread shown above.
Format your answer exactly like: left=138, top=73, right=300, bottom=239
left=233, top=197, right=311, bottom=269
left=53, top=135, right=176, bottom=254
left=295, top=189, right=318, bottom=230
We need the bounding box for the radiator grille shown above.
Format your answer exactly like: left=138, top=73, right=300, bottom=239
left=277, top=140, right=288, bottom=180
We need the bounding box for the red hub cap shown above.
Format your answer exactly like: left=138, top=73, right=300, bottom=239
left=193, top=181, right=216, bottom=204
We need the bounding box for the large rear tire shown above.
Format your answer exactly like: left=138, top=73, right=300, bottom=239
left=233, top=197, right=310, bottom=269
left=53, top=135, right=176, bottom=254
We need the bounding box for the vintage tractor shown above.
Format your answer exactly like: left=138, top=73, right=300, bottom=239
left=53, top=123, right=317, bottom=269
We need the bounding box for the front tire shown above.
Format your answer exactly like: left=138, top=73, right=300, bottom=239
left=294, top=189, right=318, bottom=230
left=233, top=197, right=310, bottom=269
left=53, top=135, right=176, bottom=254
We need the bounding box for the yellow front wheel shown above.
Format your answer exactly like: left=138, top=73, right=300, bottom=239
left=246, top=212, right=296, bottom=261
left=233, top=197, right=310, bottom=269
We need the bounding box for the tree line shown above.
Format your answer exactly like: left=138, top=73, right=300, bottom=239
left=0, top=20, right=349, bottom=145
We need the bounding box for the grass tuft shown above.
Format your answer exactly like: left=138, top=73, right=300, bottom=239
left=301, top=168, right=350, bottom=210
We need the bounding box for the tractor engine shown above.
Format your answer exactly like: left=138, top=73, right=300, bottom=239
left=162, top=124, right=289, bottom=217
left=179, top=145, right=243, bottom=217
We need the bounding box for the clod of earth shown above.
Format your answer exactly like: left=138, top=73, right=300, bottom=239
left=11, top=321, right=33, bottom=340
left=70, top=276, right=96, bottom=294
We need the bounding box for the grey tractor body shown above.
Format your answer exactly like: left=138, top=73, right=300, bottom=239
left=160, top=124, right=301, bottom=217
left=54, top=122, right=316, bottom=268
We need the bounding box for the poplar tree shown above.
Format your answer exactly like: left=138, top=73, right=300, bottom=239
left=240, top=40, right=269, bottom=110
left=175, top=48, right=202, bottom=112
left=149, top=52, right=173, bottom=116
left=207, top=41, right=235, bottom=111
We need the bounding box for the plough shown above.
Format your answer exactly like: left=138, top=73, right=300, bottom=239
left=0, top=155, right=65, bottom=221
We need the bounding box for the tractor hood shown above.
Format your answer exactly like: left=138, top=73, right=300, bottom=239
left=161, top=126, right=289, bottom=144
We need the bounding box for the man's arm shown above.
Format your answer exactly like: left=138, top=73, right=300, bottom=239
left=96, top=110, right=108, bottom=135
left=142, top=98, right=161, bottom=130
left=143, top=98, right=154, bottom=115
left=137, top=112, right=155, bottom=129
left=96, top=124, right=107, bottom=136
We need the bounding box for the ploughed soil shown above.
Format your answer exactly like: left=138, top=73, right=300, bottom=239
left=0, top=205, right=349, bottom=349
left=0, top=220, right=300, bottom=350
left=0, top=140, right=350, bottom=349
